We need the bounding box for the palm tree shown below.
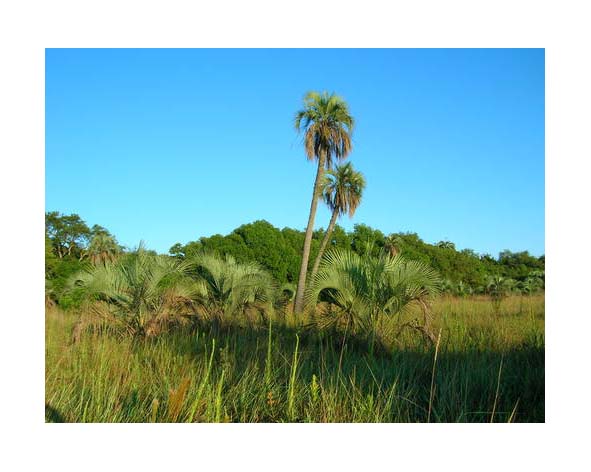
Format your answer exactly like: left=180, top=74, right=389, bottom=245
left=69, top=246, right=195, bottom=336
left=384, top=234, right=403, bottom=257
left=82, top=232, right=122, bottom=265
left=188, top=253, right=275, bottom=323
left=306, top=248, right=441, bottom=349
left=485, top=275, right=515, bottom=315
left=309, top=162, right=365, bottom=281
left=293, top=91, right=354, bottom=313
left=437, top=241, right=456, bottom=250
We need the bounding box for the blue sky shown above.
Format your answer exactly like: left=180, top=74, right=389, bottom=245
left=46, top=49, right=544, bottom=257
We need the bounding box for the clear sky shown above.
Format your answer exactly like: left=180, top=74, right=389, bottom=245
left=46, top=48, right=544, bottom=257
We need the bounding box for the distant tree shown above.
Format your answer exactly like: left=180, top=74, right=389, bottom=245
left=82, top=232, right=122, bottom=265
left=485, top=275, right=514, bottom=315
left=169, top=242, right=185, bottom=258
left=310, top=162, right=365, bottom=280
left=293, top=91, right=354, bottom=314
left=45, top=211, right=91, bottom=259
left=45, top=231, right=58, bottom=278
left=384, top=234, right=404, bottom=257
left=351, top=224, right=385, bottom=257
left=498, top=250, right=544, bottom=281
left=437, top=241, right=456, bottom=250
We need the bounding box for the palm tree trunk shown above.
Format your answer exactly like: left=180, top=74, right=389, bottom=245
left=294, top=154, right=326, bottom=314
left=309, top=208, right=339, bottom=281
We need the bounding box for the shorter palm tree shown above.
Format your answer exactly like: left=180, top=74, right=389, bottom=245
left=310, top=162, right=365, bottom=280
left=188, top=253, right=275, bottom=324
left=69, top=246, right=195, bottom=336
left=306, top=248, right=441, bottom=349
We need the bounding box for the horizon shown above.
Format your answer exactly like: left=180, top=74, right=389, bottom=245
left=46, top=48, right=545, bottom=257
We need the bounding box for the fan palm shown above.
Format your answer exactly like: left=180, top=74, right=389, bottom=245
left=188, top=253, right=275, bottom=323
left=293, top=91, right=354, bottom=314
left=82, top=232, right=122, bottom=265
left=384, top=234, right=404, bottom=257
left=310, top=162, right=365, bottom=280
left=306, top=248, right=441, bottom=348
left=485, top=275, right=515, bottom=315
left=69, top=246, right=195, bottom=336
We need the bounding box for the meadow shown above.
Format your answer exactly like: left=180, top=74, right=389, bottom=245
left=45, top=294, right=544, bottom=423
left=45, top=91, right=544, bottom=424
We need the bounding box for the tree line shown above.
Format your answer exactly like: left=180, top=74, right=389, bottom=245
left=46, top=211, right=544, bottom=309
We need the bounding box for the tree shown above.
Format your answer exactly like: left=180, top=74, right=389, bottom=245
left=310, top=162, right=365, bottom=280
left=69, top=246, right=196, bottom=336
left=485, top=275, right=514, bottom=315
left=83, top=232, right=122, bottom=265
left=45, top=211, right=91, bottom=258
left=437, top=241, right=456, bottom=250
left=45, top=231, right=58, bottom=278
left=384, top=234, right=404, bottom=257
left=351, top=224, right=385, bottom=257
left=188, top=252, right=275, bottom=323
left=293, top=91, right=354, bottom=314
left=306, top=248, right=441, bottom=349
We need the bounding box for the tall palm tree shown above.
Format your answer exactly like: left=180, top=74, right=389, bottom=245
left=309, top=162, right=365, bottom=280
left=293, top=91, right=354, bottom=313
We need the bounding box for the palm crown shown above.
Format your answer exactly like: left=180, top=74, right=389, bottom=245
left=294, top=91, right=354, bottom=169
left=322, top=162, right=366, bottom=218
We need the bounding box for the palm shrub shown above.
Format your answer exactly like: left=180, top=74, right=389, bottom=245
left=188, top=253, right=276, bottom=325
left=485, top=275, right=515, bottom=315
left=306, top=248, right=441, bottom=351
left=68, top=246, right=196, bottom=336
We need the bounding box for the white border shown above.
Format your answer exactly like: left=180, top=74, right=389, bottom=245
left=1, top=0, right=590, bottom=470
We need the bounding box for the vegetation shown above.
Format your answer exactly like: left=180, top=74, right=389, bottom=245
left=293, top=91, right=355, bottom=313
left=168, top=221, right=544, bottom=295
left=45, top=90, right=544, bottom=423
left=46, top=294, right=544, bottom=422
left=310, top=162, right=366, bottom=280
left=307, top=248, right=441, bottom=348
left=46, top=222, right=544, bottom=422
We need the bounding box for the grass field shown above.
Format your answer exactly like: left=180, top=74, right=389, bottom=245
left=45, top=294, right=544, bottom=423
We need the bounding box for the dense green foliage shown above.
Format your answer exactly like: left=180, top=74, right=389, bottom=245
left=45, top=212, right=544, bottom=309
left=170, top=220, right=545, bottom=294
left=307, top=248, right=441, bottom=345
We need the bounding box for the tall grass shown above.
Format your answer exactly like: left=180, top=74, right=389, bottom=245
left=46, top=294, right=544, bottom=423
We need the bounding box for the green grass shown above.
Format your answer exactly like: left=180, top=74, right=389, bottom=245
left=45, top=294, right=544, bottom=422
